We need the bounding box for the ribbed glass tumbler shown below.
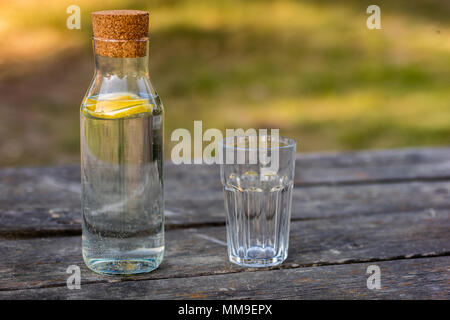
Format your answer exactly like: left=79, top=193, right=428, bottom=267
left=219, top=134, right=296, bottom=267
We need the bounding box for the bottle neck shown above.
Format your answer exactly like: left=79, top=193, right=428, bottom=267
left=94, top=54, right=149, bottom=77
left=88, top=38, right=155, bottom=97
left=93, top=38, right=149, bottom=77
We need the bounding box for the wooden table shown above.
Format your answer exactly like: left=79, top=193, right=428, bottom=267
left=0, top=147, right=449, bottom=299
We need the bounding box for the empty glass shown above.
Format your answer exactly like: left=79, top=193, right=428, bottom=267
left=219, top=134, right=296, bottom=267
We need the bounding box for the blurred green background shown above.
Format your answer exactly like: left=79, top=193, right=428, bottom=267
left=0, top=0, right=449, bottom=167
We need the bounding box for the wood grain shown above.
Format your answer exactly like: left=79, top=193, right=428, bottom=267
left=0, top=209, right=448, bottom=291
left=1, top=257, right=448, bottom=299
left=1, top=147, right=449, bottom=299
left=1, top=147, right=448, bottom=235
left=1, top=147, right=449, bottom=235
left=166, top=147, right=450, bottom=190
left=1, top=176, right=449, bottom=235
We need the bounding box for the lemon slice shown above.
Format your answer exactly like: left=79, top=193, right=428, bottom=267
left=83, top=93, right=153, bottom=119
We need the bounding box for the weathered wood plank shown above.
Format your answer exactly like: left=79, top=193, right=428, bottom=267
left=1, top=176, right=449, bottom=234
left=0, top=209, right=448, bottom=291
left=1, top=148, right=448, bottom=299
left=1, top=257, right=448, bottom=299
left=2, top=148, right=448, bottom=199
left=1, top=147, right=449, bottom=234
left=165, top=180, right=450, bottom=225
left=166, top=147, right=450, bottom=190
left=294, top=147, right=450, bottom=185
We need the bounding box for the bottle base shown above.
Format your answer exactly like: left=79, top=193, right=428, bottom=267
left=84, top=254, right=163, bottom=275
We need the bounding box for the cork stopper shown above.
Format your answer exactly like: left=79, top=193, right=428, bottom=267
left=92, top=10, right=149, bottom=58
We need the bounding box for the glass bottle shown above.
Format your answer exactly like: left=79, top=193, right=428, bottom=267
left=80, top=10, right=164, bottom=275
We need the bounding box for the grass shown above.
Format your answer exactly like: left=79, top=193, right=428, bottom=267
left=0, top=0, right=449, bottom=166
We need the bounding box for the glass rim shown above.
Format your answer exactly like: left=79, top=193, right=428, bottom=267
left=218, top=135, right=297, bottom=151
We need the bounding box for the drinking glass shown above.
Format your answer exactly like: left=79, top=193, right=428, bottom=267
left=219, top=134, right=296, bottom=267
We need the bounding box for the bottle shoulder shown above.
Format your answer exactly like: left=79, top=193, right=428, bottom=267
left=80, top=71, right=163, bottom=118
